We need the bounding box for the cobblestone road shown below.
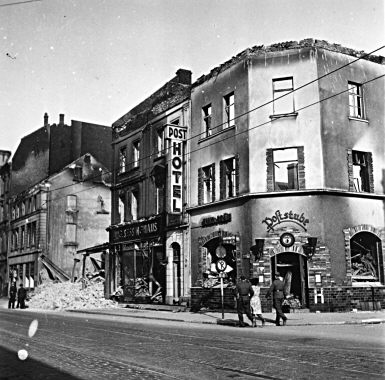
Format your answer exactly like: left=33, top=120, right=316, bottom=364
left=0, top=309, right=384, bottom=379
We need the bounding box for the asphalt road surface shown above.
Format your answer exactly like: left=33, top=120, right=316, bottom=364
left=0, top=309, right=384, bottom=380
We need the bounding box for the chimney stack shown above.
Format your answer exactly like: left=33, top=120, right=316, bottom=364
left=176, top=69, right=192, bottom=85
left=44, top=113, right=49, bottom=126
left=59, top=114, right=65, bottom=125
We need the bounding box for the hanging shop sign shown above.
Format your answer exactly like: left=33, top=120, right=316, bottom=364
left=201, top=213, right=232, bottom=227
left=110, top=216, right=161, bottom=243
left=166, top=125, right=187, bottom=213
left=262, top=210, right=309, bottom=232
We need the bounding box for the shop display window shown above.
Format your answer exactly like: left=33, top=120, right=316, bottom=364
left=350, top=232, right=384, bottom=284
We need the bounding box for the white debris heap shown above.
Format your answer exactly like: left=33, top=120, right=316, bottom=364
left=28, top=280, right=119, bottom=311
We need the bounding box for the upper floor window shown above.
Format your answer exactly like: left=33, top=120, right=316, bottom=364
left=220, top=156, right=238, bottom=199
left=21, top=201, right=25, bottom=216
left=119, top=146, right=127, bottom=173
left=348, top=82, right=364, bottom=119
left=198, top=164, right=215, bottom=204
left=131, top=189, right=138, bottom=220
left=224, top=92, right=235, bottom=129
left=272, top=148, right=299, bottom=191
left=351, top=150, right=371, bottom=192
left=202, top=104, right=212, bottom=138
left=273, top=77, right=295, bottom=115
left=156, top=128, right=165, bottom=157
left=155, top=184, right=164, bottom=215
left=66, top=195, right=77, bottom=211
left=133, top=140, right=140, bottom=168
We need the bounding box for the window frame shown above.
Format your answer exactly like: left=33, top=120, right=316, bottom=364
left=202, top=104, right=212, bottom=138
left=119, top=146, right=127, bottom=173
left=348, top=82, right=365, bottom=119
left=272, top=77, right=295, bottom=115
left=223, top=92, right=235, bottom=129
left=132, top=140, right=140, bottom=168
left=202, top=164, right=214, bottom=203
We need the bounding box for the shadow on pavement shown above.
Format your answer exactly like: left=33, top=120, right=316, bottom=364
left=0, top=345, right=80, bottom=380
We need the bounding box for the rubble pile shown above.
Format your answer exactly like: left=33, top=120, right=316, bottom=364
left=28, top=280, right=119, bottom=311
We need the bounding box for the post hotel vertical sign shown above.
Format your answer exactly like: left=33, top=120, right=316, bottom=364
left=166, top=124, right=187, bottom=213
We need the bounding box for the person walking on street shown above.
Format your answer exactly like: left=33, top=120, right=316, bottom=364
left=8, top=283, right=17, bottom=309
left=266, top=273, right=288, bottom=326
left=235, top=275, right=254, bottom=327
left=250, top=278, right=265, bottom=327
left=16, top=283, right=27, bottom=309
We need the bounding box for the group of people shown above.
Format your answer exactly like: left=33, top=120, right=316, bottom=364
left=235, top=273, right=288, bottom=327
left=8, top=282, right=27, bottom=309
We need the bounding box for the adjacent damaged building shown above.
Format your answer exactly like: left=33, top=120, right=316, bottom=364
left=6, top=114, right=112, bottom=290
left=107, top=69, right=191, bottom=305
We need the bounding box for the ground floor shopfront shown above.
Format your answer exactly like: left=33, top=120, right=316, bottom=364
left=189, top=193, right=385, bottom=312
left=108, top=215, right=190, bottom=305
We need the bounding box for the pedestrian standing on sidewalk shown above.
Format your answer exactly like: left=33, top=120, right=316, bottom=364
left=8, top=282, right=17, bottom=309
left=16, top=283, right=27, bottom=309
left=235, top=275, right=254, bottom=327
left=266, top=273, right=287, bottom=326
left=250, top=278, right=265, bottom=327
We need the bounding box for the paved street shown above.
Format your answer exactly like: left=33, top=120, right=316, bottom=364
left=0, top=308, right=384, bottom=380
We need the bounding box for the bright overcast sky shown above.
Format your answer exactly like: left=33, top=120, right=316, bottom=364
left=0, top=0, right=384, bottom=155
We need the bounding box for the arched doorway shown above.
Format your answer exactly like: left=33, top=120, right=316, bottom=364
left=171, top=243, right=181, bottom=299
left=350, top=232, right=384, bottom=284
left=271, top=252, right=309, bottom=307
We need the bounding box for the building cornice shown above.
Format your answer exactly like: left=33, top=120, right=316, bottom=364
left=186, top=189, right=385, bottom=214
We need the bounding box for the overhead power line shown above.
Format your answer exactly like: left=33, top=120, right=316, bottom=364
left=111, top=45, right=385, bottom=171
left=34, top=72, right=385, bottom=207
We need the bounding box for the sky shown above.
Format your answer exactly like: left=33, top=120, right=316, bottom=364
left=0, top=0, right=384, bottom=156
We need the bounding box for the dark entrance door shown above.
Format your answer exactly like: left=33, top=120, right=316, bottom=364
left=271, top=252, right=308, bottom=308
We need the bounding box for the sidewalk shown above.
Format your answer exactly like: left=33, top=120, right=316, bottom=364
left=66, top=304, right=385, bottom=326
left=2, top=297, right=385, bottom=326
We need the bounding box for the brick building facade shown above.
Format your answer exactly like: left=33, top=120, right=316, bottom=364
left=188, top=39, right=385, bottom=312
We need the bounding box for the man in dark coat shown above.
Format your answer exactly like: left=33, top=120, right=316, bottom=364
left=235, top=275, right=254, bottom=327
left=16, top=283, right=27, bottom=309
left=266, top=273, right=288, bottom=326
left=8, top=283, right=17, bottom=309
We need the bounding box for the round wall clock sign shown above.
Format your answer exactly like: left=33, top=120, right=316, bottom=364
left=280, top=232, right=295, bottom=248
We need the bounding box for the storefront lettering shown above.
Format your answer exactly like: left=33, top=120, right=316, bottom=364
left=201, top=213, right=232, bottom=227
left=262, top=210, right=309, bottom=232
left=167, top=125, right=187, bottom=213
left=111, top=218, right=160, bottom=242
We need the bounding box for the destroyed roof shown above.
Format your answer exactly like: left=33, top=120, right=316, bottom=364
left=193, top=38, right=385, bottom=87
left=112, top=69, right=192, bottom=135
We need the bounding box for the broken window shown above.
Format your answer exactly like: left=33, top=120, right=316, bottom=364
left=119, top=146, right=127, bottom=173
left=132, top=140, right=140, bottom=168
left=156, top=128, right=165, bottom=157
left=202, top=164, right=214, bottom=203
left=350, top=232, right=384, bottom=284
left=131, top=189, right=138, bottom=221
left=348, top=82, right=364, bottom=119
left=352, top=150, right=370, bottom=192
left=220, top=157, right=238, bottom=198
left=224, top=92, right=235, bottom=129
left=273, top=77, right=295, bottom=115
left=203, top=104, right=212, bottom=138
left=273, top=148, right=299, bottom=191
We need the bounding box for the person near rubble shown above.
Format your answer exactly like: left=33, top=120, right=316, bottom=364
left=266, top=273, right=288, bottom=326
left=16, top=283, right=27, bottom=309
left=249, top=278, right=265, bottom=327
left=235, top=275, right=254, bottom=327
left=8, top=282, right=17, bottom=309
